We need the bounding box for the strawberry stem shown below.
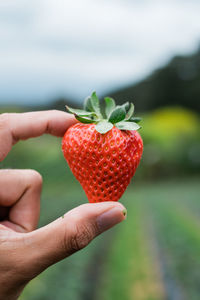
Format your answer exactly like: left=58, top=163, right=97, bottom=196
left=65, top=91, right=142, bottom=134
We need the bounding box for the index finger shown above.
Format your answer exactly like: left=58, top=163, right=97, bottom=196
left=0, top=110, right=76, bottom=161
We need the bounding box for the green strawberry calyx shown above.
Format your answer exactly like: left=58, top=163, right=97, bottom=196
left=66, top=91, right=142, bottom=134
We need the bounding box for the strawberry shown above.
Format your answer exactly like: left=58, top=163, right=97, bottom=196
left=62, top=92, right=143, bottom=203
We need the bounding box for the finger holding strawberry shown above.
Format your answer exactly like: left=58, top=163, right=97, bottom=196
left=62, top=92, right=143, bottom=203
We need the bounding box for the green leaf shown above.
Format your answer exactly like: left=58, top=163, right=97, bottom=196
left=84, top=96, right=93, bottom=112
left=125, top=103, right=134, bottom=120
left=90, top=91, right=101, bottom=115
left=104, top=97, right=116, bottom=117
left=95, top=120, right=113, bottom=134
left=108, top=106, right=126, bottom=124
left=66, top=106, right=95, bottom=117
left=129, top=117, right=142, bottom=123
left=75, top=115, right=94, bottom=123
left=116, top=121, right=140, bottom=131
left=122, top=102, right=130, bottom=112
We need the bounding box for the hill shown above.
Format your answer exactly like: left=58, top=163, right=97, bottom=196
left=107, top=48, right=200, bottom=113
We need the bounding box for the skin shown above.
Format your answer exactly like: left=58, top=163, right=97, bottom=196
left=0, top=110, right=126, bottom=300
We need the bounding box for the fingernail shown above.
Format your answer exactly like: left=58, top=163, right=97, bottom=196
left=96, top=206, right=127, bottom=233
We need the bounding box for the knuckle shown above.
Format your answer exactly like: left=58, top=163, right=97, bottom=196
left=68, top=222, right=96, bottom=253
left=27, top=170, right=43, bottom=188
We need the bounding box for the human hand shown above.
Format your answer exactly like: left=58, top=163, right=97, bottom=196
left=0, top=111, right=126, bottom=300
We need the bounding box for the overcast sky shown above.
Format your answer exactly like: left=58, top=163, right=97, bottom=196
left=0, top=0, right=200, bottom=105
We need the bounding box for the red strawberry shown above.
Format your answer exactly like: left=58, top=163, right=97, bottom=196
left=62, top=92, right=143, bottom=203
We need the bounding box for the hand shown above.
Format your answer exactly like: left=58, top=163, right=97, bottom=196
left=0, top=111, right=126, bottom=300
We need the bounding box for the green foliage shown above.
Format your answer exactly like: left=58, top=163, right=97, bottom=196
left=115, top=121, right=140, bottom=131
left=90, top=91, right=102, bottom=115
left=142, top=107, right=199, bottom=145
left=95, top=120, right=113, bottom=134
left=66, top=91, right=141, bottom=134
left=139, top=107, right=200, bottom=179
left=84, top=91, right=102, bottom=116
left=65, top=106, right=95, bottom=116
left=125, top=103, right=134, bottom=120
left=104, top=97, right=116, bottom=117
left=129, top=117, right=142, bottom=123
left=108, top=105, right=126, bottom=123
left=75, top=115, right=95, bottom=123
left=84, top=96, right=94, bottom=112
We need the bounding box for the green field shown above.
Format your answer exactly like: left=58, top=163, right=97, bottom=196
left=1, top=135, right=200, bottom=300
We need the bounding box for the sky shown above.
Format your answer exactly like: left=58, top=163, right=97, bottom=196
left=0, top=0, right=200, bottom=105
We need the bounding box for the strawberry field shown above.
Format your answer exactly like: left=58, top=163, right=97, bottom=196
left=1, top=132, right=199, bottom=300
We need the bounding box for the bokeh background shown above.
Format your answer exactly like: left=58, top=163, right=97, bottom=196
left=0, top=1, right=200, bottom=299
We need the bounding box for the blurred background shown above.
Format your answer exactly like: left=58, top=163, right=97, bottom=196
left=0, top=0, right=200, bottom=299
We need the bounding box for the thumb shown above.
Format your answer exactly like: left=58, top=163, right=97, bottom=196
left=21, top=202, right=126, bottom=278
